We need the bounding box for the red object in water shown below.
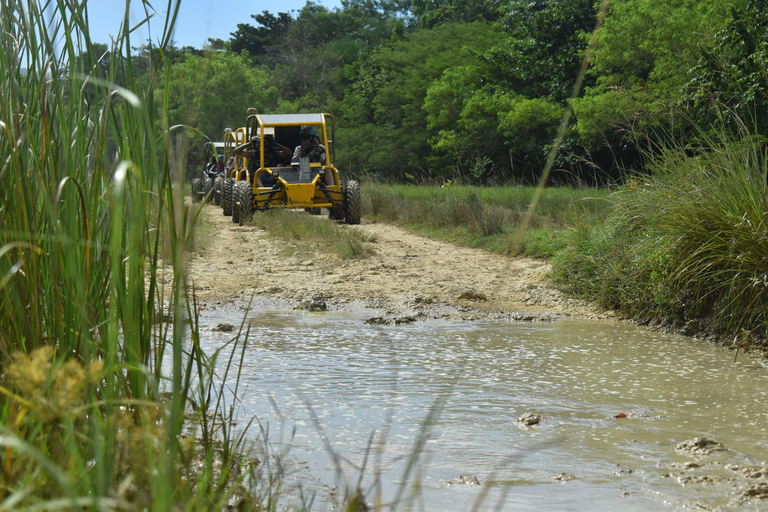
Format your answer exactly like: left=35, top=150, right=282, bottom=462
left=615, top=413, right=627, bottom=418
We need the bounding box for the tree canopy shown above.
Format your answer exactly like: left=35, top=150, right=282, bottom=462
left=101, top=0, right=761, bottom=184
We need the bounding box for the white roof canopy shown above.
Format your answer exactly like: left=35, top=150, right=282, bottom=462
left=257, top=113, right=325, bottom=126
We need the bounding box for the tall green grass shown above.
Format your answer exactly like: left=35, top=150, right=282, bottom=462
left=0, top=1, right=282, bottom=509
left=363, top=182, right=610, bottom=258
left=552, top=126, right=768, bottom=349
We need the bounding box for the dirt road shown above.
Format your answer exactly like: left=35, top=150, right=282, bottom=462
left=185, top=204, right=609, bottom=320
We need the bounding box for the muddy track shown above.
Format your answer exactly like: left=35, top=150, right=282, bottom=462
left=184, top=204, right=610, bottom=320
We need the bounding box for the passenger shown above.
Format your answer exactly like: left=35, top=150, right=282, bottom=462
left=292, top=127, right=333, bottom=185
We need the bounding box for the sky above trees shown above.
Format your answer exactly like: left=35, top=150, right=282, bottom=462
left=85, top=0, right=343, bottom=49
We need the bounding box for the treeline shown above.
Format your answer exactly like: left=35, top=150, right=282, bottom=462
left=99, top=0, right=768, bottom=185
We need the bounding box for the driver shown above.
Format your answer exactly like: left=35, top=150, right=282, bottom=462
left=292, top=126, right=326, bottom=166
left=234, top=134, right=291, bottom=187
left=292, top=126, right=334, bottom=185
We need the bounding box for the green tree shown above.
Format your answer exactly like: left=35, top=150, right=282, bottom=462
left=485, top=0, right=598, bottom=103
left=572, top=0, right=744, bottom=168
left=411, top=0, right=499, bottom=28
left=423, top=66, right=513, bottom=182
left=161, top=50, right=272, bottom=141
left=230, top=11, right=293, bottom=63
left=338, top=21, right=501, bottom=179
left=688, top=0, right=768, bottom=135
left=418, top=0, right=596, bottom=183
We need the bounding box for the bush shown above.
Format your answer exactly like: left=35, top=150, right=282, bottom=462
left=553, top=125, right=768, bottom=346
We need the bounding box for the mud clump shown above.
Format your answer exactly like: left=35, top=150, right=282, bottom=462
left=742, top=482, right=768, bottom=498
left=515, top=412, right=542, bottom=426
left=675, top=437, right=727, bottom=455
left=457, top=289, right=488, bottom=301
left=364, top=315, right=419, bottom=325
left=443, top=475, right=481, bottom=487
left=298, top=294, right=327, bottom=311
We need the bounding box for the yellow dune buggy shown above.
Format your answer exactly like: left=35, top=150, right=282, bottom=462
left=221, top=113, right=361, bottom=225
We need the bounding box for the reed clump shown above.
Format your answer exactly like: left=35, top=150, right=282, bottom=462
left=552, top=125, right=768, bottom=350
left=0, top=1, right=293, bottom=509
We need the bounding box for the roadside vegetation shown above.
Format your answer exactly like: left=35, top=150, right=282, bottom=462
left=551, top=125, right=768, bottom=353
left=359, top=124, right=768, bottom=352
left=362, top=182, right=610, bottom=259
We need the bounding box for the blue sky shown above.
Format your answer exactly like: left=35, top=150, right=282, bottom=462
left=86, top=0, right=343, bottom=49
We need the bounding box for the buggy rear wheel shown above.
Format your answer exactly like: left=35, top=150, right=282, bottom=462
left=221, top=178, right=233, bottom=216
left=232, top=181, right=242, bottom=224
left=329, top=205, right=344, bottom=220
left=213, top=176, right=223, bottom=206
left=204, top=177, right=214, bottom=203
left=239, top=182, right=254, bottom=225
left=191, top=178, right=202, bottom=203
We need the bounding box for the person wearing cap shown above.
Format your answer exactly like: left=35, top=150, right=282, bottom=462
left=292, top=126, right=333, bottom=185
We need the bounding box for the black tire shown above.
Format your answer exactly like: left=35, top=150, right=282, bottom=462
left=222, top=178, right=233, bottom=216
left=191, top=178, right=202, bottom=203
left=204, top=177, right=214, bottom=203
left=213, top=176, right=223, bottom=206
left=329, top=205, right=345, bottom=220
left=239, top=181, right=254, bottom=225
left=232, top=181, right=241, bottom=224
left=344, top=180, right=362, bottom=225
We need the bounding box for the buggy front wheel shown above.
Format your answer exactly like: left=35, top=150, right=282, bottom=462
left=344, top=180, right=361, bottom=225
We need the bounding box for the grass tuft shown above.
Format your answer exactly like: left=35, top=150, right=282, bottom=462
left=247, top=209, right=377, bottom=259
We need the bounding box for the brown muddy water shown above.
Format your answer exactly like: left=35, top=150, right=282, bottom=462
left=187, top=300, right=768, bottom=511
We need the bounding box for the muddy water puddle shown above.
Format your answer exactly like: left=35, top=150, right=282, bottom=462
left=189, top=303, right=768, bottom=511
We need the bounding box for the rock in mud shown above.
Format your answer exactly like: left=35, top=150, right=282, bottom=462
left=675, top=437, right=727, bottom=455
left=298, top=294, right=327, bottom=311
left=443, top=475, right=481, bottom=487
left=509, top=312, right=559, bottom=322
left=211, top=323, right=235, bottom=332
left=515, top=412, right=542, bottom=426
left=742, top=482, right=768, bottom=498
left=364, top=315, right=419, bottom=325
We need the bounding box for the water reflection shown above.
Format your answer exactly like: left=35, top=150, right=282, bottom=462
left=188, top=306, right=768, bottom=511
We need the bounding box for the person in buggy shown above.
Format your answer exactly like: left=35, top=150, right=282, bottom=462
left=291, top=126, right=333, bottom=185
left=234, top=133, right=291, bottom=187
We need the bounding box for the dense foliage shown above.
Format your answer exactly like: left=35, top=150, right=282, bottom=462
left=551, top=125, right=768, bottom=346
left=86, top=0, right=761, bottom=184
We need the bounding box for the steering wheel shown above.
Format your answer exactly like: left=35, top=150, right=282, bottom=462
left=301, top=143, right=319, bottom=158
